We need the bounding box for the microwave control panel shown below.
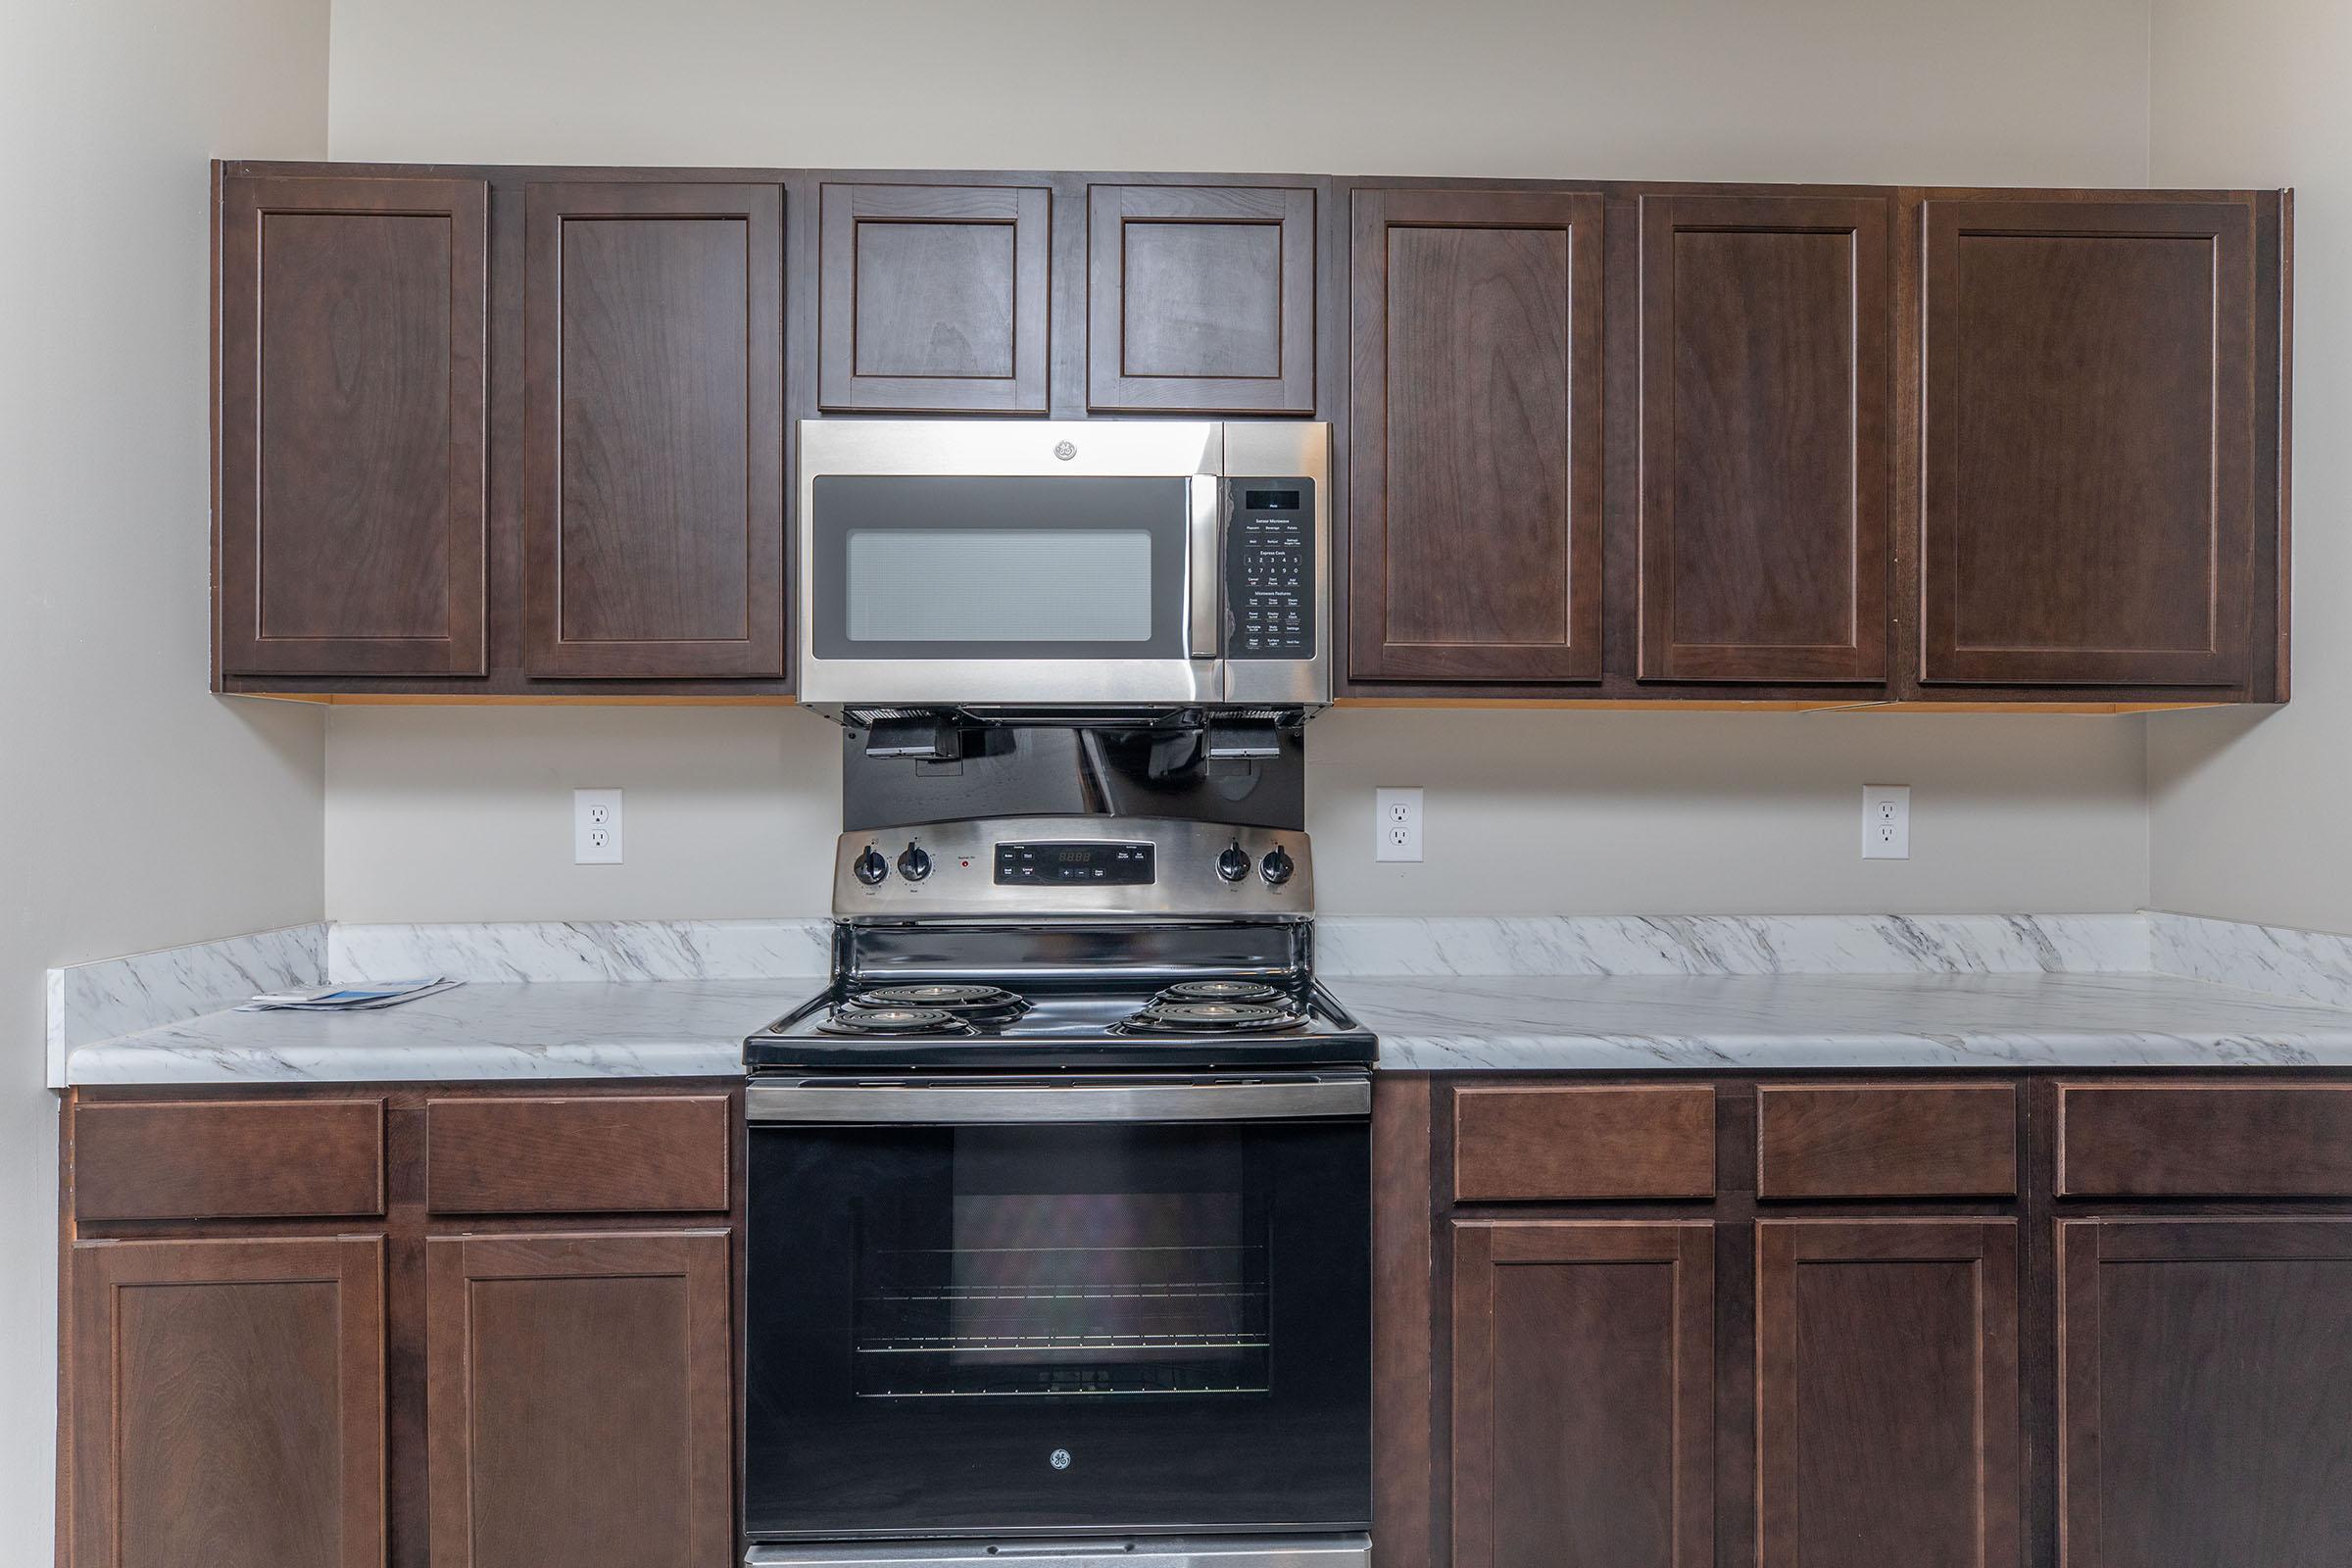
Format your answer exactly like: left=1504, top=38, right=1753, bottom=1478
left=1224, top=479, right=1315, bottom=659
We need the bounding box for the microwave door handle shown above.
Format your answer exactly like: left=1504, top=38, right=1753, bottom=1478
left=1187, top=476, right=1223, bottom=660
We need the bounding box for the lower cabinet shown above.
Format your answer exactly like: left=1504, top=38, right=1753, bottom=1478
left=426, top=1230, right=734, bottom=1568
left=1450, top=1220, right=1714, bottom=1568
left=2058, top=1218, right=2352, bottom=1568
left=1757, top=1220, right=2019, bottom=1568
left=67, top=1236, right=386, bottom=1568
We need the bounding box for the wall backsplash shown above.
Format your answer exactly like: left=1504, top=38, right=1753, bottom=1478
left=322, top=705, right=2150, bottom=921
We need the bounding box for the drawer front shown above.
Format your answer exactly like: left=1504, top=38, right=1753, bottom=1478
left=74, top=1099, right=385, bottom=1221
left=2059, top=1083, right=2352, bottom=1197
left=425, top=1095, right=732, bottom=1214
left=1454, top=1085, right=1716, bottom=1200
left=1758, top=1084, right=2017, bottom=1199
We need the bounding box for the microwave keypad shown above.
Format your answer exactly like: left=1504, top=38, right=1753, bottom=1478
left=1226, top=479, right=1314, bottom=660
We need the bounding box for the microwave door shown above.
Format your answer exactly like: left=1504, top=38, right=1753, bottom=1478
left=801, top=472, right=1221, bottom=710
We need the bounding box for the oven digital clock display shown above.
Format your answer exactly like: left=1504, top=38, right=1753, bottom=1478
left=994, top=842, right=1156, bottom=885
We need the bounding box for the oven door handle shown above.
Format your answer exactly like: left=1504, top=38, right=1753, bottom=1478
left=1186, top=475, right=1224, bottom=661
left=747, top=1076, right=1369, bottom=1124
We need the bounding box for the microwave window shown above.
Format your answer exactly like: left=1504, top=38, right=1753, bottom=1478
left=846, top=529, right=1153, bottom=643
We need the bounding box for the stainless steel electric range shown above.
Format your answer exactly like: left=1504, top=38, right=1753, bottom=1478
left=743, top=717, right=1372, bottom=1568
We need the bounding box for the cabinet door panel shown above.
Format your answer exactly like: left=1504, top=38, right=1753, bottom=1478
left=1453, top=1220, right=1712, bottom=1568
left=820, top=182, right=1049, bottom=413
left=1089, top=183, right=1315, bottom=413
left=1921, top=199, right=2255, bottom=687
left=1639, top=195, right=1889, bottom=681
left=1758, top=1221, right=2019, bottom=1568
left=523, top=181, right=785, bottom=677
left=218, top=174, right=487, bottom=676
left=2060, top=1219, right=2352, bottom=1568
left=69, top=1236, right=385, bottom=1568
left=427, top=1229, right=731, bottom=1568
left=1349, top=189, right=1604, bottom=683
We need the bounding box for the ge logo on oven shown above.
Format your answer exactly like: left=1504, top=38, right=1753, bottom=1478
left=1049, top=1447, right=1073, bottom=1471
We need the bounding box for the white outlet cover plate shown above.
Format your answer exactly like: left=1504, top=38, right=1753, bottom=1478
left=1861, top=784, right=1909, bottom=860
left=574, top=787, right=624, bottom=864
left=1376, top=786, right=1424, bottom=862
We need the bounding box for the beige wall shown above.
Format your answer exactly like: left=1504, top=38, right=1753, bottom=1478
left=321, top=0, right=2161, bottom=924
left=0, top=0, right=331, bottom=1554
left=2146, top=0, right=2349, bottom=933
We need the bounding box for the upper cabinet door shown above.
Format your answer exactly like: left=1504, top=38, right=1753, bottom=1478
left=523, top=181, right=786, bottom=678
left=1639, top=195, right=1891, bottom=682
left=1348, top=189, right=1604, bottom=683
left=1088, top=183, right=1315, bottom=414
left=218, top=174, right=488, bottom=677
left=1920, top=198, right=2256, bottom=687
left=818, top=181, right=1050, bottom=414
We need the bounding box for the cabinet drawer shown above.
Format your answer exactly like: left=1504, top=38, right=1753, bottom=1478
left=74, top=1099, right=384, bottom=1221
left=425, top=1095, right=731, bottom=1214
left=1757, top=1084, right=2017, bottom=1199
left=2059, top=1083, right=2352, bottom=1197
left=1453, top=1085, right=1715, bottom=1200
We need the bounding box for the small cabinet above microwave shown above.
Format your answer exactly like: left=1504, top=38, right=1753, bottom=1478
left=794, top=420, right=1332, bottom=715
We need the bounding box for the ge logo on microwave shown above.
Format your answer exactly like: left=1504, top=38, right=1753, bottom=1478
left=1053, top=441, right=1077, bottom=462
left=1049, top=1447, right=1073, bottom=1471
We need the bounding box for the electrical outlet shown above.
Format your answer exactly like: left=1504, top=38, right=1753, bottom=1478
left=1862, top=784, right=1910, bottom=860
left=1376, top=787, right=1424, bottom=863
left=574, top=788, right=623, bottom=864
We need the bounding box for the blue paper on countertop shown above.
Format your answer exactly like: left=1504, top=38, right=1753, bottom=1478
left=237, top=978, right=463, bottom=1012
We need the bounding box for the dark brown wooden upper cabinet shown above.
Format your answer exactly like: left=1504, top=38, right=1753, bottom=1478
left=217, top=173, right=488, bottom=678
left=1638, top=194, right=1891, bottom=683
left=1348, top=189, right=1604, bottom=683
left=522, top=181, right=786, bottom=678
left=1088, top=183, right=1315, bottom=414
left=818, top=181, right=1050, bottom=414
left=1920, top=197, right=2257, bottom=688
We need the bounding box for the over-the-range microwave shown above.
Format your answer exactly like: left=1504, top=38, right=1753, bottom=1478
left=796, top=419, right=1331, bottom=713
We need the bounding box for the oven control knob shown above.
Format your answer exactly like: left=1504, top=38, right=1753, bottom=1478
left=896, top=842, right=932, bottom=882
left=1260, top=846, right=1296, bottom=887
left=854, top=846, right=889, bottom=886
left=1216, top=842, right=1251, bottom=883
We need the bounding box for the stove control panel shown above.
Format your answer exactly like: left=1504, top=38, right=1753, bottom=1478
left=834, top=817, right=1312, bottom=920
left=995, top=841, right=1155, bottom=885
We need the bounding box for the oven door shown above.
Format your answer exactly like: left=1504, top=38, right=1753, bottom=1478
left=744, top=1079, right=1372, bottom=1540
left=798, top=420, right=1226, bottom=710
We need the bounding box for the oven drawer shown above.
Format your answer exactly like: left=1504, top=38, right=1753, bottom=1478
left=424, top=1094, right=731, bottom=1214
left=1453, top=1085, right=1717, bottom=1201
left=1757, top=1084, right=2018, bottom=1199
left=2058, top=1083, right=2352, bottom=1197
left=74, top=1098, right=384, bottom=1222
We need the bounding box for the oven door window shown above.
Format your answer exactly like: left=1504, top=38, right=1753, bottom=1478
left=809, top=475, right=1192, bottom=662
left=746, top=1118, right=1370, bottom=1538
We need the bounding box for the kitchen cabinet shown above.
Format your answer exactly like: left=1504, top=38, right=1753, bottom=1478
left=1450, top=1219, right=1714, bottom=1568
left=522, top=180, right=787, bottom=678
left=1636, top=194, right=1891, bottom=683
left=1918, top=196, right=2261, bottom=692
left=2057, top=1218, right=2352, bottom=1567
left=818, top=181, right=1050, bottom=413
left=215, top=172, right=488, bottom=678
left=1347, top=188, right=1606, bottom=684
left=1757, top=1220, right=2018, bottom=1568
left=426, top=1230, right=733, bottom=1568
left=61, top=1084, right=738, bottom=1568
left=67, top=1236, right=386, bottom=1568
left=1088, top=182, right=1317, bottom=414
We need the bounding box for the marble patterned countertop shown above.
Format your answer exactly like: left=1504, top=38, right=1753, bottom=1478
left=61, top=965, right=2352, bottom=1085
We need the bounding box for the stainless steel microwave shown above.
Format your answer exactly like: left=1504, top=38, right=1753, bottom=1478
left=796, top=420, right=1331, bottom=712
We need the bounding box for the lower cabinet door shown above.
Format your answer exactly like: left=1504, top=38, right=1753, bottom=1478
left=1451, top=1220, right=1714, bottom=1568
left=69, top=1235, right=385, bottom=1568
left=426, top=1229, right=732, bottom=1568
left=2059, top=1218, right=2352, bottom=1568
left=1756, top=1220, right=2020, bottom=1568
